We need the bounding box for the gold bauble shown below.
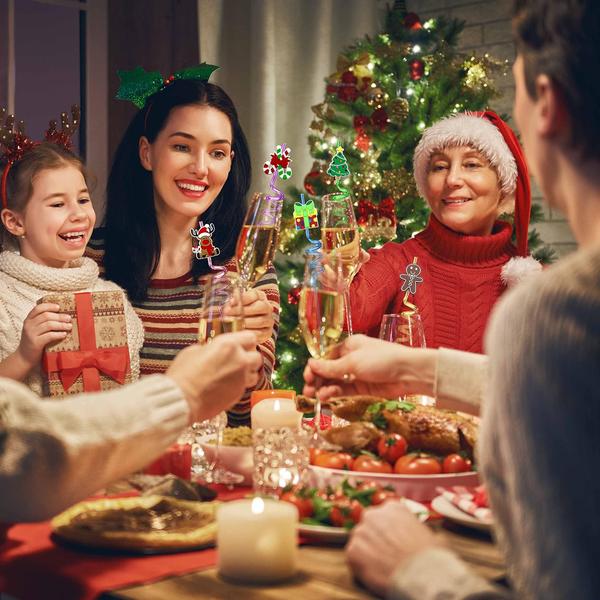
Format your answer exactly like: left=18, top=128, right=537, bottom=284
left=366, top=87, right=388, bottom=108
left=289, top=325, right=304, bottom=345
left=382, top=168, right=418, bottom=198
left=389, top=98, right=409, bottom=123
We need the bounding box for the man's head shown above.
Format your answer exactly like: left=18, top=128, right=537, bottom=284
left=513, top=0, right=600, bottom=158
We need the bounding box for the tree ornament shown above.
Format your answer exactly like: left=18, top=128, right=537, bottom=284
left=355, top=131, right=371, bottom=152
left=310, top=119, right=324, bottom=132
left=403, top=12, right=422, bottom=30
left=389, top=98, right=410, bottom=123
left=341, top=70, right=358, bottom=85
left=303, top=163, right=322, bottom=196
left=409, top=58, right=425, bottom=81
left=287, top=286, right=301, bottom=305
left=382, top=168, right=417, bottom=198
left=311, top=103, right=328, bottom=119
left=366, top=87, right=388, bottom=108
left=371, top=107, right=390, bottom=131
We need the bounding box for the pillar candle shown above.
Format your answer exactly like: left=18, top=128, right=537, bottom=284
left=217, top=497, right=298, bottom=582
left=251, top=398, right=302, bottom=430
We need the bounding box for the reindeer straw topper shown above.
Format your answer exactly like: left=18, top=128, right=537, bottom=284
left=1, top=105, right=80, bottom=209
left=191, top=221, right=220, bottom=259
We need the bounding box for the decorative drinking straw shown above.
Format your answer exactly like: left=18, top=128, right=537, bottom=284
left=300, top=194, right=323, bottom=276
left=262, top=143, right=292, bottom=223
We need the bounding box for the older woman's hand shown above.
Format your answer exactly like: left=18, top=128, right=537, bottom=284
left=233, top=289, right=274, bottom=345
left=346, top=500, right=441, bottom=597
left=303, top=334, right=437, bottom=401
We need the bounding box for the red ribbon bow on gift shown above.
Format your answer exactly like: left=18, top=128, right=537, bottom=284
left=42, top=292, right=131, bottom=392
left=43, top=347, right=130, bottom=391
left=357, top=197, right=396, bottom=225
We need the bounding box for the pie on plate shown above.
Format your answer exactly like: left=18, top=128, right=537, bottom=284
left=51, top=495, right=218, bottom=552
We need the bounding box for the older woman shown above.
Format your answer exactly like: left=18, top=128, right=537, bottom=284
left=349, top=110, right=540, bottom=353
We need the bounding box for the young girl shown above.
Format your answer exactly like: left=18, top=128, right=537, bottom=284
left=350, top=111, right=541, bottom=354
left=87, top=71, right=279, bottom=426
left=0, top=140, right=144, bottom=396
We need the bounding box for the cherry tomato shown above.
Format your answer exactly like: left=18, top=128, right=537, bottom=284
left=329, top=505, right=347, bottom=527
left=394, top=453, right=442, bottom=475
left=348, top=499, right=363, bottom=524
left=377, top=433, right=408, bottom=464
left=280, top=492, right=314, bottom=519
left=371, top=489, right=398, bottom=505
left=313, top=452, right=354, bottom=470
left=442, top=453, right=472, bottom=474
left=309, top=447, right=328, bottom=465
left=353, top=455, right=393, bottom=474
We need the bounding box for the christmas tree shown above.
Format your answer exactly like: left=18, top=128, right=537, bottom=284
left=273, top=2, right=555, bottom=392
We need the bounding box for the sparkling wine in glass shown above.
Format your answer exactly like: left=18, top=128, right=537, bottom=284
left=378, top=312, right=434, bottom=406
left=236, top=192, right=281, bottom=288
left=298, top=253, right=345, bottom=435
left=320, top=195, right=360, bottom=334
left=194, top=273, right=246, bottom=484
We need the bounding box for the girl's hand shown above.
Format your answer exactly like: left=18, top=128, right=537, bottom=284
left=17, top=303, right=72, bottom=366
left=233, top=289, right=274, bottom=345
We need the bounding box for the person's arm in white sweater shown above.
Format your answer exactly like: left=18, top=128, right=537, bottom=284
left=0, top=330, right=264, bottom=522
left=0, top=375, right=189, bottom=521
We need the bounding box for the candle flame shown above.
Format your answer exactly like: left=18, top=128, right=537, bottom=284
left=251, top=496, right=265, bottom=515
left=273, top=399, right=281, bottom=411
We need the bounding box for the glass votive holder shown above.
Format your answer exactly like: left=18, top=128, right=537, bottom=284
left=252, top=427, right=310, bottom=496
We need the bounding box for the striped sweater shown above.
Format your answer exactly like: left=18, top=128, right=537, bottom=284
left=86, top=234, right=279, bottom=426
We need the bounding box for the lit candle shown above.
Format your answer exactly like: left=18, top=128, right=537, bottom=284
left=217, top=497, right=298, bottom=582
left=251, top=398, right=302, bottom=430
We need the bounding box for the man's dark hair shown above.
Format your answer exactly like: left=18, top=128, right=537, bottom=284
left=513, top=0, right=600, bottom=158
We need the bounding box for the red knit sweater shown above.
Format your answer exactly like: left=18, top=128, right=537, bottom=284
left=350, top=216, right=518, bottom=354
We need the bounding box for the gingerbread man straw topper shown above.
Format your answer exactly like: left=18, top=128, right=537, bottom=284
left=399, top=258, right=423, bottom=295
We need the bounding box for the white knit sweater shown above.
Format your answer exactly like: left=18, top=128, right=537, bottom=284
left=0, top=251, right=144, bottom=396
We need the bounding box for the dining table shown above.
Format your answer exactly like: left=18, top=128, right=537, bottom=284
left=98, top=498, right=506, bottom=599
left=1, top=484, right=506, bottom=600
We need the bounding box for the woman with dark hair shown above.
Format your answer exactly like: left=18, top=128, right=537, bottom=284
left=87, top=74, right=278, bottom=426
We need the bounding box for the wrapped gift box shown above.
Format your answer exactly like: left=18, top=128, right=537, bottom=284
left=40, top=290, right=132, bottom=396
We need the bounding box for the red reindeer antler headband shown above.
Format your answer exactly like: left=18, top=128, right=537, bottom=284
left=1, top=105, right=80, bottom=210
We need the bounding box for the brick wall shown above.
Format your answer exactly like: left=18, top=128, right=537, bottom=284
left=406, top=0, right=577, bottom=257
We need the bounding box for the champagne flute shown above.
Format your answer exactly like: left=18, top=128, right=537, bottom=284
left=195, top=273, right=246, bottom=485
left=378, top=312, right=434, bottom=406
left=298, top=253, right=345, bottom=436
left=320, top=194, right=360, bottom=334
left=236, top=192, right=281, bottom=288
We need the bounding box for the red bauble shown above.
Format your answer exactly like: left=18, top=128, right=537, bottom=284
left=304, top=169, right=320, bottom=196
left=409, top=58, right=425, bottom=81
left=371, top=107, right=389, bottom=131
left=326, top=84, right=337, bottom=95
left=404, top=12, right=422, bottom=30
left=338, top=86, right=359, bottom=103
left=353, top=115, right=370, bottom=130
left=341, top=70, right=358, bottom=85
left=287, top=286, right=301, bottom=305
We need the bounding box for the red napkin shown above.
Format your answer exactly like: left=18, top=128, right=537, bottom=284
left=0, top=486, right=252, bottom=600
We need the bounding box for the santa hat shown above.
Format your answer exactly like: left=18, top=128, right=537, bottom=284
left=413, top=110, right=531, bottom=257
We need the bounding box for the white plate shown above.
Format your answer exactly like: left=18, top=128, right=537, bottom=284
left=298, top=498, right=429, bottom=544
left=308, top=465, right=479, bottom=502
left=431, top=495, right=492, bottom=532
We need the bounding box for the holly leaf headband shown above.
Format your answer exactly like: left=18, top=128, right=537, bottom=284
left=116, top=63, right=219, bottom=109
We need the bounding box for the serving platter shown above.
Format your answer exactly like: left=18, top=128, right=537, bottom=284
left=308, top=464, right=479, bottom=502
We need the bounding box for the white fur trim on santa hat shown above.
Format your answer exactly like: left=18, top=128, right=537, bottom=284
left=413, top=113, right=518, bottom=200
left=501, top=256, right=542, bottom=288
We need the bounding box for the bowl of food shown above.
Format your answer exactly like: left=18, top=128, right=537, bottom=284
left=200, top=426, right=253, bottom=485
left=298, top=395, right=479, bottom=502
